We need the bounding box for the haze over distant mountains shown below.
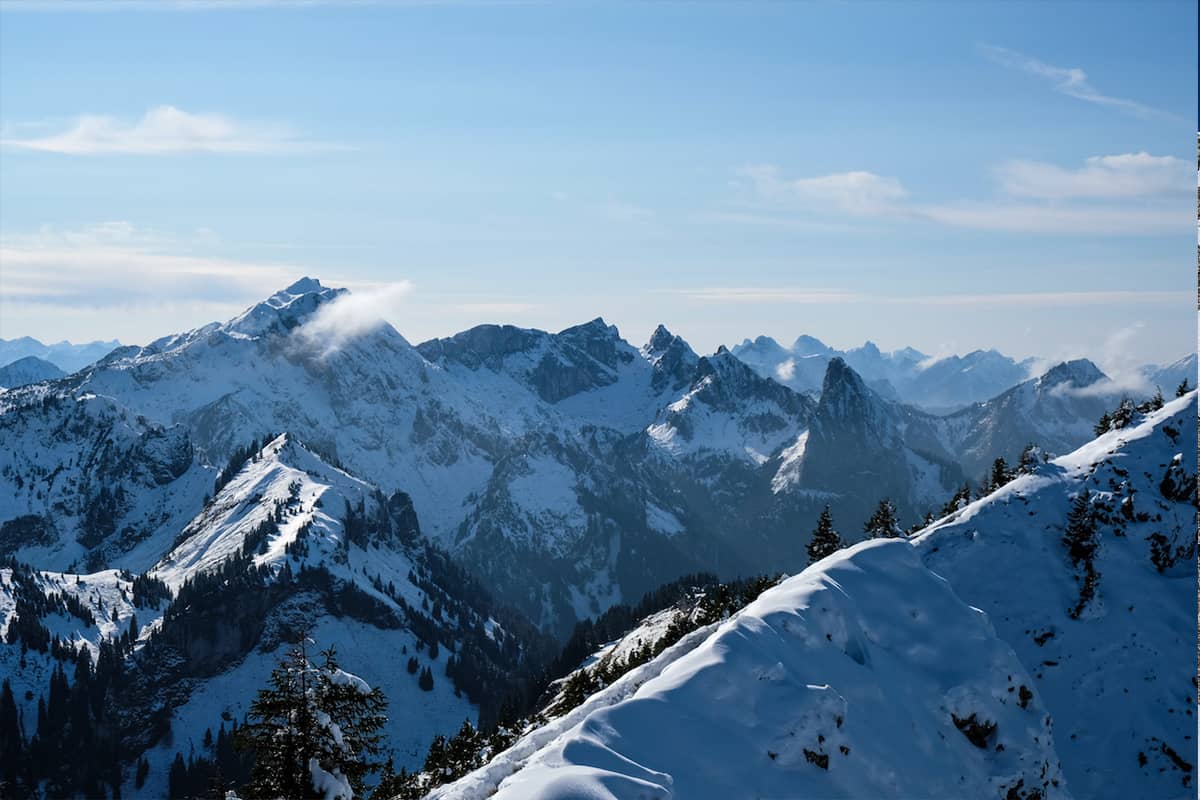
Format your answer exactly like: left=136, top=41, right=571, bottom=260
left=0, top=335, right=121, bottom=373
left=732, top=333, right=1196, bottom=414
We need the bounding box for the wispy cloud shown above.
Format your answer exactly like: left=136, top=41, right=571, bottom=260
left=913, top=203, right=1187, bottom=235
left=670, top=287, right=1181, bottom=307
left=994, top=153, right=1191, bottom=200
left=673, top=287, right=864, bottom=304
left=736, top=165, right=907, bottom=215
left=730, top=152, right=1190, bottom=235
left=979, top=44, right=1174, bottom=119
left=1, top=105, right=331, bottom=155
left=0, top=222, right=306, bottom=307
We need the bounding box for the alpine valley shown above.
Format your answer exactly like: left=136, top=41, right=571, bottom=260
left=0, top=279, right=1194, bottom=799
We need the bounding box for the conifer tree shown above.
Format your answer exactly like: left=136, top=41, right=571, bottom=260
left=806, top=506, right=842, bottom=565
left=939, top=483, right=973, bottom=518
left=987, top=457, right=1013, bottom=492
left=1176, top=378, right=1191, bottom=397
left=236, top=638, right=388, bottom=799
left=1062, top=492, right=1097, bottom=565
left=863, top=498, right=902, bottom=539
left=0, top=678, right=23, bottom=793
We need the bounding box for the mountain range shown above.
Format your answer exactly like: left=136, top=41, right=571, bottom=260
left=0, top=278, right=1141, bottom=635
left=0, top=278, right=1190, bottom=798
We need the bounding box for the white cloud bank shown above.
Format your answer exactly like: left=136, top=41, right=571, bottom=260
left=1, top=105, right=328, bottom=155
left=731, top=151, right=1189, bottom=236
left=995, top=153, right=1191, bottom=200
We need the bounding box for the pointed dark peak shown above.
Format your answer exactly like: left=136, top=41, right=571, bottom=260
left=645, top=325, right=699, bottom=392
left=716, top=344, right=730, bottom=355
left=820, top=357, right=870, bottom=403
left=1037, top=359, right=1107, bottom=390
left=646, top=324, right=676, bottom=353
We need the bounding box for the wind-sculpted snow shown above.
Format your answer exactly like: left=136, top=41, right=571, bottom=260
left=914, top=392, right=1199, bottom=800
left=431, top=540, right=1067, bottom=800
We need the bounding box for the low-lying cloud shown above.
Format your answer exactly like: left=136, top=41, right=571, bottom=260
left=292, top=282, right=414, bottom=357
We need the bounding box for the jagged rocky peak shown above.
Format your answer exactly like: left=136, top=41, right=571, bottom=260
left=814, top=357, right=891, bottom=434
left=224, top=276, right=346, bottom=338
left=556, top=317, right=630, bottom=368
left=1036, top=358, right=1107, bottom=391
left=645, top=324, right=679, bottom=355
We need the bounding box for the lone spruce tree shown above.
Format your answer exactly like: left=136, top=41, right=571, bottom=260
left=237, top=639, right=387, bottom=799
left=807, top=505, right=843, bottom=564
left=863, top=498, right=902, bottom=539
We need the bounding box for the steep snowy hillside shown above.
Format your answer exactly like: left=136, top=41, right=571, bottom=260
left=430, top=392, right=1195, bottom=800
left=429, top=540, right=1066, bottom=800
left=0, top=433, right=553, bottom=797
left=732, top=335, right=1034, bottom=412
left=915, top=392, right=1198, bottom=800
left=0, top=356, right=65, bottom=388
left=0, top=390, right=213, bottom=572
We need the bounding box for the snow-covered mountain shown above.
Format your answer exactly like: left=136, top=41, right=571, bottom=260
left=0, top=279, right=1136, bottom=637
left=0, top=389, right=214, bottom=572
left=0, top=432, right=550, bottom=794
left=0, top=355, right=64, bottom=388
left=0, top=336, right=122, bottom=374
left=732, top=334, right=1036, bottom=412
left=1143, top=353, right=1198, bottom=394
left=937, top=358, right=1115, bottom=479
left=429, top=392, right=1197, bottom=800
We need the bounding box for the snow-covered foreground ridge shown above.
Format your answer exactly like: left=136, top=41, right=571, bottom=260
left=429, top=393, right=1197, bottom=800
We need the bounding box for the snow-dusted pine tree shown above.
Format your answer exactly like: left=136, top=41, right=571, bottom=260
left=237, top=639, right=387, bottom=800
left=863, top=498, right=902, bottom=539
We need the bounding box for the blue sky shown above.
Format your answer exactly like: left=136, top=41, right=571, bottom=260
left=0, top=0, right=1195, bottom=372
